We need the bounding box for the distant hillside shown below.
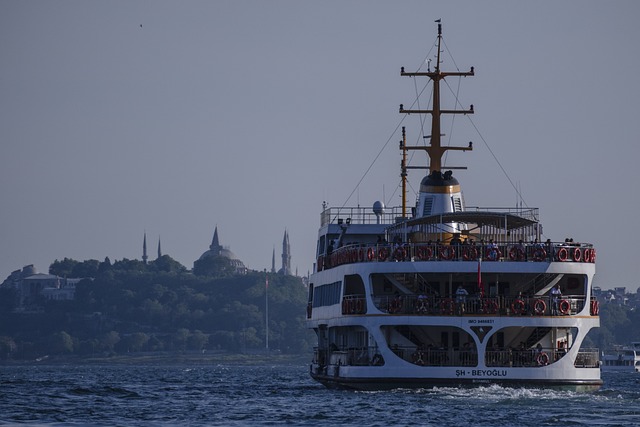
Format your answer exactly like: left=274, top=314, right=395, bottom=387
left=0, top=256, right=314, bottom=360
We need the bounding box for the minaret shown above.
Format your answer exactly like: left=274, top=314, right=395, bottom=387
left=157, top=237, right=162, bottom=259
left=281, top=230, right=291, bottom=276
left=142, top=232, right=148, bottom=264
left=271, top=247, right=276, bottom=274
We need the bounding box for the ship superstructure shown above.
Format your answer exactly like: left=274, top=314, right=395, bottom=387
left=306, top=23, right=601, bottom=390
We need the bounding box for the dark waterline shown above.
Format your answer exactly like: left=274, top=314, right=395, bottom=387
left=1, top=364, right=638, bottom=426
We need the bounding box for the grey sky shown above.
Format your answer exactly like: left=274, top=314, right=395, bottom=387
left=1, top=1, right=639, bottom=290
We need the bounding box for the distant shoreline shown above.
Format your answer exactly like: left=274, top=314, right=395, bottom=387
left=0, top=351, right=310, bottom=366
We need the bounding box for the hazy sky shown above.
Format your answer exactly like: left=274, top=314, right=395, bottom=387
left=2, top=1, right=639, bottom=290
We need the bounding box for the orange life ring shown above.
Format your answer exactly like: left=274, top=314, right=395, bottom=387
left=416, top=246, right=433, bottom=261
left=462, top=246, right=478, bottom=261
left=511, top=299, right=526, bottom=315
left=533, top=299, right=546, bottom=315
left=394, top=246, right=407, bottom=261
left=590, top=300, right=599, bottom=316
left=509, top=247, right=525, bottom=261
left=572, top=248, right=582, bottom=262
left=355, top=298, right=364, bottom=313
left=557, top=247, right=568, bottom=262
left=536, top=352, right=549, bottom=366
left=483, top=299, right=498, bottom=314
left=591, top=248, right=596, bottom=263
left=440, top=246, right=455, bottom=260
left=367, top=247, right=375, bottom=261
left=559, top=299, right=570, bottom=315
left=378, top=247, right=389, bottom=261
left=533, top=248, right=546, bottom=262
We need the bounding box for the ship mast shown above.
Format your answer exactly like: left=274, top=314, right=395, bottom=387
left=399, top=21, right=475, bottom=216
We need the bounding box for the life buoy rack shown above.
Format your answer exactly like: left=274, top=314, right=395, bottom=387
left=462, top=246, right=478, bottom=261
left=533, top=299, right=546, bottom=315
left=485, top=247, right=501, bottom=261
left=378, top=247, right=389, bottom=262
left=572, top=247, right=582, bottom=262
left=533, top=248, right=547, bottom=262
left=439, top=246, right=455, bottom=261
left=511, top=299, right=526, bottom=315
left=536, top=352, right=550, bottom=366
left=590, top=299, right=599, bottom=316
left=483, top=299, right=498, bottom=314
left=557, top=247, right=568, bottom=262
left=559, top=299, right=570, bottom=315
left=509, top=246, right=525, bottom=261
left=441, top=298, right=455, bottom=315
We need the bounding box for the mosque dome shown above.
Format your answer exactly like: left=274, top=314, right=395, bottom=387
left=197, top=226, right=246, bottom=274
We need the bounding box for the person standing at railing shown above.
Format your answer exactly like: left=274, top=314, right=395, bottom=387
left=551, top=284, right=562, bottom=315
left=456, top=285, right=469, bottom=315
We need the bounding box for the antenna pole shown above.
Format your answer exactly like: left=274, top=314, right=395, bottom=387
left=400, top=22, right=474, bottom=172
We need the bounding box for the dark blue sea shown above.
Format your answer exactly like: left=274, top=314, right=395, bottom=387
left=0, top=363, right=638, bottom=426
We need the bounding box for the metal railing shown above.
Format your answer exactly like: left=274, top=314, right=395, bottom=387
left=369, top=295, right=589, bottom=317
left=317, top=241, right=596, bottom=272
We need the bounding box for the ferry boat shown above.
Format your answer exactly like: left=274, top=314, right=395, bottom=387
left=306, top=23, right=602, bottom=390
left=601, top=343, right=640, bottom=372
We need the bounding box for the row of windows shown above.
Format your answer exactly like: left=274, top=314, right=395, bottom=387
left=312, top=281, right=342, bottom=308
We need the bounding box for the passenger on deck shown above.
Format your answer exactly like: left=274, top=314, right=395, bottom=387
left=550, top=284, right=562, bottom=315
left=456, top=285, right=469, bottom=315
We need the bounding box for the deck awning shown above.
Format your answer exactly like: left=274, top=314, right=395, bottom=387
left=398, top=211, right=538, bottom=231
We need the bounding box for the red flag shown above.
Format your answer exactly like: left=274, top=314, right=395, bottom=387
left=477, top=257, right=484, bottom=298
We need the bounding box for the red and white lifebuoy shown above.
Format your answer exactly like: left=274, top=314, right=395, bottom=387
left=536, top=352, right=550, bottom=366
left=557, top=247, right=568, bottom=262
left=511, top=299, right=526, bottom=315
left=534, top=299, right=546, bottom=315
left=439, top=246, right=455, bottom=260
left=509, top=247, right=525, bottom=261
left=533, top=248, right=547, bottom=262
left=572, top=247, right=582, bottom=262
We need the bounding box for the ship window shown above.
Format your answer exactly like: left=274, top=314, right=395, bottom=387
left=422, top=197, right=434, bottom=216
left=312, top=280, right=342, bottom=308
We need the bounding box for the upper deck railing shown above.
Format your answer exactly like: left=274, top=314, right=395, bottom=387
left=320, top=206, right=405, bottom=227
left=320, top=206, right=540, bottom=227
left=317, top=241, right=596, bottom=272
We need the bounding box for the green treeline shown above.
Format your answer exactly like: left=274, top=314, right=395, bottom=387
left=0, top=256, right=315, bottom=360
left=583, top=302, right=640, bottom=349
